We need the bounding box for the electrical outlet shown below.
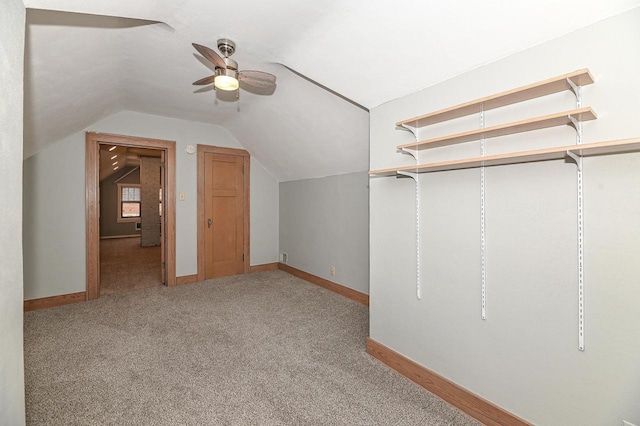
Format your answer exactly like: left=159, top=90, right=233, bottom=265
left=280, top=252, right=288, bottom=264
left=623, top=420, right=638, bottom=426
left=330, top=266, right=336, bottom=277
left=179, top=192, right=185, bottom=201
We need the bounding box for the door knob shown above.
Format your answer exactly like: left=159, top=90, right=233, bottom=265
left=208, top=218, right=212, bottom=228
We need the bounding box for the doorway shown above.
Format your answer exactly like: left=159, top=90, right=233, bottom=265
left=197, top=145, right=250, bottom=280
left=98, top=146, right=163, bottom=294
left=86, top=132, right=176, bottom=300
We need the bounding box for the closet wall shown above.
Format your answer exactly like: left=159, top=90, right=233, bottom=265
left=369, top=8, right=640, bottom=425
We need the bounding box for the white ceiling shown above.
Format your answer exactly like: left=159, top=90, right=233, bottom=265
left=23, top=0, right=640, bottom=181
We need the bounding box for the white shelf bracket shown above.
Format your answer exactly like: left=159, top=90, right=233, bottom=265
left=566, top=78, right=582, bottom=107
left=566, top=151, right=583, bottom=171
left=400, top=147, right=418, bottom=160
left=398, top=123, right=418, bottom=138
left=567, top=115, right=583, bottom=139
left=396, top=171, right=418, bottom=181
left=399, top=124, right=419, bottom=159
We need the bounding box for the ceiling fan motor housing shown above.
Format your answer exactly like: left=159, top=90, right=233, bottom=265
left=215, top=66, right=238, bottom=80
left=222, top=57, right=238, bottom=70
left=217, top=39, right=236, bottom=57
left=216, top=56, right=238, bottom=81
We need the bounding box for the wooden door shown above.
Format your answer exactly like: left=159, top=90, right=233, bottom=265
left=204, top=152, right=245, bottom=279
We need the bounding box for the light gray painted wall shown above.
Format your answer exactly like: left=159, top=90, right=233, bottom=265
left=0, top=0, right=26, bottom=423
left=250, top=157, right=279, bottom=266
left=370, top=8, right=640, bottom=426
left=23, top=132, right=89, bottom=299
left=100, top=166, right=141, bottom=237
left=23, top=111, right=280, bottom=299
left=280, top=172, right=369, bottom=295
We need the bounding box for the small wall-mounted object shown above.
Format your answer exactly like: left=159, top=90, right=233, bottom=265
left=135, top=222, right=142, bottom=230
left=185, top=145, right=196, bottom=155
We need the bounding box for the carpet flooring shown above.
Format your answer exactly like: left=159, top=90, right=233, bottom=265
left=24, top=270, right=481, bottom=425
left=100, top=237, right=162, bottom=295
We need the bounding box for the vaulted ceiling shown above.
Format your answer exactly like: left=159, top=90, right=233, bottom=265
left=23, top=0, right=640, bottom=181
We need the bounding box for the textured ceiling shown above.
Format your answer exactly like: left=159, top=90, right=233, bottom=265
left=22, top=0, right=640, bottom=181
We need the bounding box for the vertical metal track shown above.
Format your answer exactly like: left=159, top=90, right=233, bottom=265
left=399, top=125, right=421, bottom=300
left=480, top=110, right=487, bottom=320
left=415, top=168, right=421, bottom=300
left=568, top=79, right=585, bottom=351
left=576, top=154, right=585, bottom=351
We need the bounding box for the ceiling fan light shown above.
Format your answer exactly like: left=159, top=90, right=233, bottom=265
left=214, top=75, right=239, bottom=91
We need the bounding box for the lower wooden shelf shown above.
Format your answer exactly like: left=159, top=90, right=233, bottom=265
left=370, top=137, right=640, bottom=176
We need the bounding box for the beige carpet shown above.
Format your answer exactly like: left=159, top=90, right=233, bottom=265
left=24, top=270, right=481, bottom=425
left=100, top=237, right=162, bottom=295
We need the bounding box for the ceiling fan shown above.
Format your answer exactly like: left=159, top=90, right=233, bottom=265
left=192, top=39, right=276, bottom=93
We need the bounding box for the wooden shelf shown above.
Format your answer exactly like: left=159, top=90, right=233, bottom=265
left=398, top=107, right=597, bottom=151
left=396, top=69, right=594, bottom=128
left=370, top=137, right=640, bottom=176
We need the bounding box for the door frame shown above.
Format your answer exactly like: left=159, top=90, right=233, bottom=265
left=197, top=144, right=250, bottom=281
left=85, top=132, right=177, bottom=300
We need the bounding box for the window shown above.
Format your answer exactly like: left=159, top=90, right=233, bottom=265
left=117, top=184, right=141, bottom=222
left=117, top=184, right=163, bottom=222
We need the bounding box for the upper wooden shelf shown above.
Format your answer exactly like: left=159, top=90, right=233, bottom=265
left=370, top=137, right=640, bottom=176
left=396, top=69, right=594, bottom=129
left=398, top=107, right=597, bottom=151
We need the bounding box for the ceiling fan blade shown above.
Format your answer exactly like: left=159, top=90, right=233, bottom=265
left=238, top=77, right=277, bottom=90
left=192, top=43, right=226, bottom=69
left=193, top=75, right=216, bottom=85
left=238, top=70, right=276, bottom=84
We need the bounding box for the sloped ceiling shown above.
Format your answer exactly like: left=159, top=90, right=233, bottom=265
left=23, top=0, right=640, bottom=181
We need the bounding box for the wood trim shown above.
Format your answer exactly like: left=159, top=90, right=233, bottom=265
left=197, top=144, right=251, bottom=281
left=250, top=262, right=279, bottom=273
left=176, top=274, right=199, bottom=285
left=396, top=68, right=594, bottom=128
left=366, top=338, right=532, bottom=426
left=24, top=292, right=86, bottom=312
left=86, top=136, right=100, bottom=300
left=278, top=263, right=369, bottom=307
left=243, top=155, right=251, bottom=275
left=86, top=132, right=177, bottom=301
left=164, top=139, right=177, bottom=286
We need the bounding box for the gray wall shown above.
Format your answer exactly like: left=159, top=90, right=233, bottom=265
left=100, top=166, right=141, bottom=238
left=0, top=0, right=26, bottom=423
left=23, top=111, right=280, bottom=299
left=370, top=8, right=640, bottom=425
left=23, top=132, right=87, bottom=300
left=280, top=172, right=369, bottom=295
left=250, top=158, right=279, bottom=266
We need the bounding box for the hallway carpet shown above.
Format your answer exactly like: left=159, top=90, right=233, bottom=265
left=24, top=270, right=480, bottom=425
